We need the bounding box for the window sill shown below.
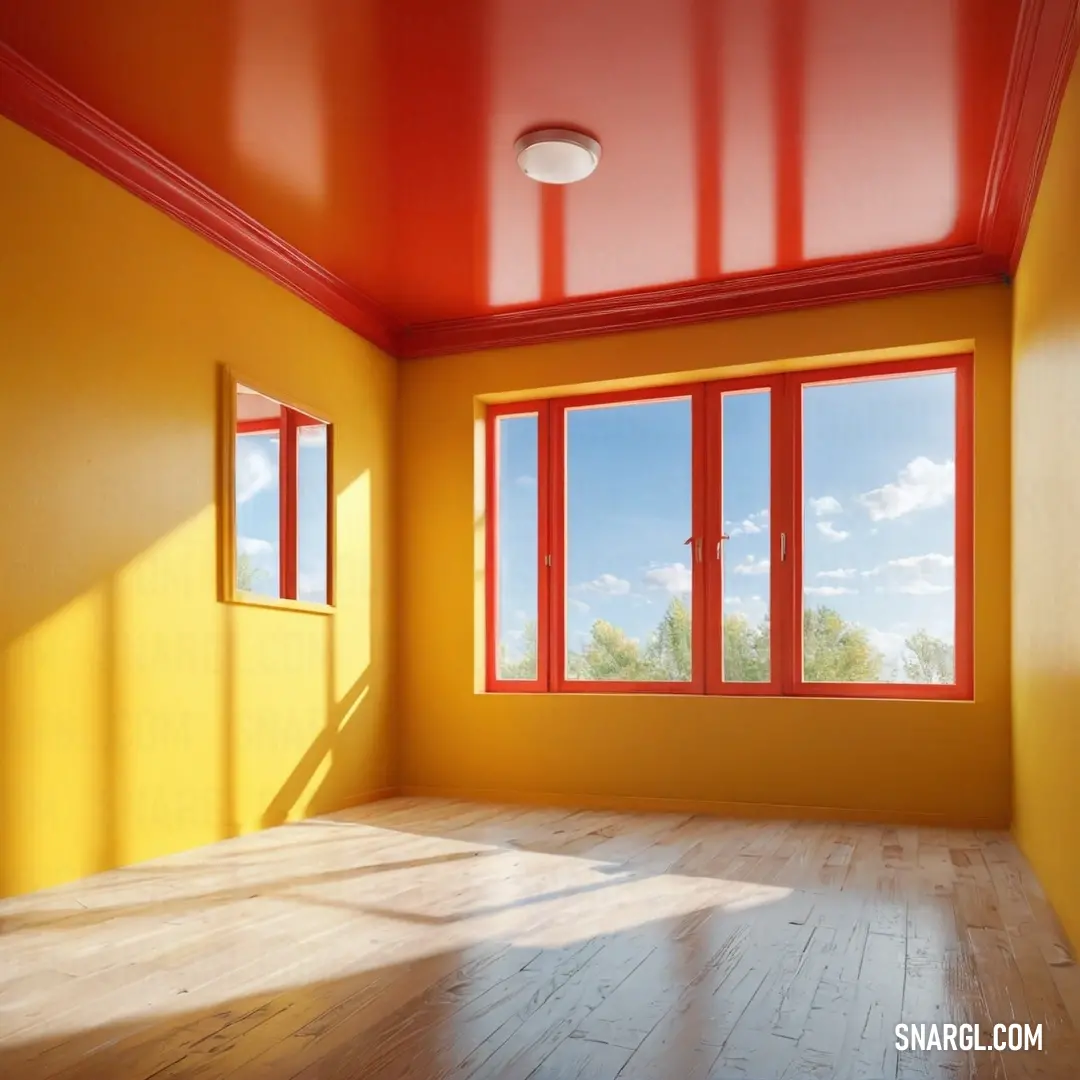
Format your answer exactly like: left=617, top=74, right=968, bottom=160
left=480, top=689, right=974, bottom=703
left=224, top=593, right=334, bottom=615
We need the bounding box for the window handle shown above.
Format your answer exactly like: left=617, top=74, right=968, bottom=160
left=717, top=533, right=730, bottom=560
left=683, top=537, right=703, bottom=563
left=780, top=532, right=787, bottom=562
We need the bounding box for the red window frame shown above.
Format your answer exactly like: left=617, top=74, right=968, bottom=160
left=236, top=404, right=333, bottom=604
left=786, top=356, right=974, bottom=700
left=484, top=354, right=974, bottom=700
left=550, top=384, right=706, bottom=695
left=704, top=374, right=788, bottom=696
left=485, top=401, right=550, bottom=692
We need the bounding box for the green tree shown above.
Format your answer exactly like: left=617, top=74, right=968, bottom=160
left=723, top=613, right=770, bottom=682
left=572, top=619, right=649, bottom=681
left=803, top=606, right=883, bottom=683
left=903, top=629, right=954, bottom=684
left=499, top=619, right=538, bottom=680
left=643, top=597, right=692, bottom=681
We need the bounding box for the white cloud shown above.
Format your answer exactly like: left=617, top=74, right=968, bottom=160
left=810, top=495, right=842, bottom=517
left=727, top=509, right=770, bottom=536
left=237, top=536, right=273, bottom=557
left=236, top=443, right=275, bottom=504
left=865, top=552, right=955, bottom=595
left=515, top=475, right=537, bottom=490
left=568, top=598, right=591, bottom=614
left=733, top=556, right=770, bottom=576
left=643, top=562, right=692, bottom=594
left=804, top=585, right=856, bottom=597
left=816, top=521, right=850, bottom=542
left=888, top=553, right=954, bottom=571
left=857, top=457, right=955, bottom=521
left=888, top=580, right=952, bottom=596
left=724, top=596, right=743, bottom=606
left=818, top=567, right=857, bottom=579
left=577, top=573, right=631, bottom=597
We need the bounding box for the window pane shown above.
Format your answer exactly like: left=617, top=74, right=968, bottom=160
left=564, top=398, right=693, bottom=682
left=721, top=389, right=771, bottom=682
left=495, top=414, right=539, bottom=680
left=235, top=429, right=280, bottom=598
left=297, top=422, right=329, bottom=603
left=801, top=371, right=956, bottom=684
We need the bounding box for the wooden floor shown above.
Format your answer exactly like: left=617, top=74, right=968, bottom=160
left=1, top=800, right=1079, bottom=1079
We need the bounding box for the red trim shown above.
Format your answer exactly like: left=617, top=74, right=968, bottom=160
left=788, top=355, right=974, bottom=701
left=235, top=405, right=330, bottom=605
left=690, top=386, right=707, bottom=695
left=549, top=384, right=704, bottom=695
left=980, top=0, right=1080, bottom=271
left=397, top=248, right=1004, bottom=358
left=280, top=409, right=299, bottom=600
left=486, top=355, right=974, bottom=700
left=0, top=43, right=399, bottom=355
left=775, top=375, right=798, bottom=696
left=704, top=376, right=784, bottom=695
left=485, top=401, right=549, bottom=692
left=325, top=422, right=336, bottom=607
left=953, top=355, right=976, bottom=700
left=236, top=416, right=281, bottom=435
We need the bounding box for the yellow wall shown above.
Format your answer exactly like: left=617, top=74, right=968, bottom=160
left=398, top=285, right=1013, bottom=827
left=1013, top=58, right=1080, bottom=948
left=0, top=116, right=397, bottom=898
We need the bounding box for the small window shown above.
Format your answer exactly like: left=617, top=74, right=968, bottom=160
left=222, top=370, right=333, bottom=611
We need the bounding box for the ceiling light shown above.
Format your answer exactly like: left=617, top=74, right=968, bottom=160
left=515, top=128, right=601, bottom=185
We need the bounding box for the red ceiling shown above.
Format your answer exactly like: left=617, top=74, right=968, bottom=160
left=1, top=0, right=1077, bottom=357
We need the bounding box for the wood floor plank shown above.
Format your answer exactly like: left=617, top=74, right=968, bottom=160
left=0, top=800, right=1077, bottom=1078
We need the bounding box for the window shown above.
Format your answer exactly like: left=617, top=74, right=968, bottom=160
left=485, top=355, right=973, bottom=699
left=222, top=370, right=333, bottom=610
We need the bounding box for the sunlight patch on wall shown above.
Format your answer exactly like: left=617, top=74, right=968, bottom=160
left=333, top=470, right=372, bottom=695
left=113, top=510, right=222, bottom=862
left=802, top=0, right=959, bottom=259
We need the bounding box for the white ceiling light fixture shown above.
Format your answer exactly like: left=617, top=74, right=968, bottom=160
left=515, top=128, right=601, bottom=185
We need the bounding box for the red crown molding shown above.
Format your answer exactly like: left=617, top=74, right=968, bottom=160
left=980, top=0, right=1080, bottom=270
left=396, top=247, right=1006, bottom=358
left=0, top=43, right=401, bottom=355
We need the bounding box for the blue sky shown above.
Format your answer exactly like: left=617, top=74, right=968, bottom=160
left=235, top=426, right=329, bottom=603
left=496, top=371, right=956, bottom=679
